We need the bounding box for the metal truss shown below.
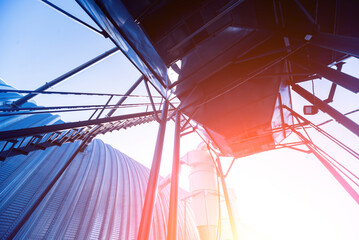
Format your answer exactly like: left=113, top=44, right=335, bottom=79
left=3, top=1, right=359, bottom=240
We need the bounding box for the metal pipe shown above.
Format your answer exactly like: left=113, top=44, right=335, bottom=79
left=0, top=104, right=165, bottom=118
left=137, top=100, right=169, bottom=240
left=291, top=84, right=359, bottom=137
left=0, top=108, right=109, bottom=117
left=216, top=157, right=238, bottom=240
left=166, top=112, right=181, bottom=240
left=0, top=89, right=160, bottom=98
left=12, top=47, right=119, bottom=107
left=2, top=103, right=159, bottom=112
left=0, top=102, right=166, bottom=118
left=106, top=76, right=144, bottom=117
left=41, top=0, right=105, bottom=37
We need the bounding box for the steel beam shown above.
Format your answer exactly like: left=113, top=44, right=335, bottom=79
left=83, top=1, right=168, bottom=89
left=292, top=84, right=359, bottom=138
left=12, top=47, right=119, bottom=107
left=216, top=156, right=238, bottom=240
left=306, top=62, right=359, bottom=93
left=323, top=83, right=337, bottom=103
left=0, top=110, right=157, bottom=140
left=0, top=89, right=157, bottom=98
left=96, top=95, right=113, bottom=119
left=166, top=112, right=181, bottom=240
left=41, top=0, right=106, bottom=37
left=0, top=102, right=163, bottom=118
left=106, top=76, right=144, bottom=117
left=292, top=0, right=315, bottom=24
left=309, top=32, right=359, bottom=59
left=137, top=100, right=169, bottom=240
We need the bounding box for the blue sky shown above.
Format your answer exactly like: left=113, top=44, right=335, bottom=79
left=1, top=1, right=359, bottom=239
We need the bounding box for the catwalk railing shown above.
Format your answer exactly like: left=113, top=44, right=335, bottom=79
left=0, top=109, right=167, bottom=161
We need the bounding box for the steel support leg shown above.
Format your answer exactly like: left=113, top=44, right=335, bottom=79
left=216, top=157, right=238, bottom=240
left=137, top=100, right=169, bottom=240
left=166, top=112, right=181, bottom=240
left=292, top=84, right=359, bottom=138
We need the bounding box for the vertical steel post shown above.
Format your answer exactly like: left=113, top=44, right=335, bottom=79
left=166, top=112, right=181, bottom=240
left=137, top=99, right=169, bottom=240
left=216, top=157, right=238, bottom=240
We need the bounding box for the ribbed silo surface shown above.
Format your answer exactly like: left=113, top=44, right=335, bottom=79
left=0, top=80, right=200, bottom=240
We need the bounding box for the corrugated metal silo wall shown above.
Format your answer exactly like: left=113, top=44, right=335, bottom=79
left=0, top=80, right=200, bottom=240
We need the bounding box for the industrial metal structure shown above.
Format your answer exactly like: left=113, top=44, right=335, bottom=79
left=0, top=82, right=200, bottom=239
left=1, top=0, right=359, bottom=239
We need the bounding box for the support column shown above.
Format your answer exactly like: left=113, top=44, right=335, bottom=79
left=166, top=112, right=181, bottom=240
left=216, top=157, right=238, bottom=240
left=137, top=100, right=169, bottom=240
left=292, top=84, right=359, bottom=138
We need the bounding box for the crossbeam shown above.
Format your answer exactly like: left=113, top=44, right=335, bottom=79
left=0, top=110, right=158, bottom=140
left=291, top=84, right=359, bottom=137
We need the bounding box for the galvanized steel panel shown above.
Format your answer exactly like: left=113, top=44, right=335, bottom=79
left=0, top=80, right=199, bottom=239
